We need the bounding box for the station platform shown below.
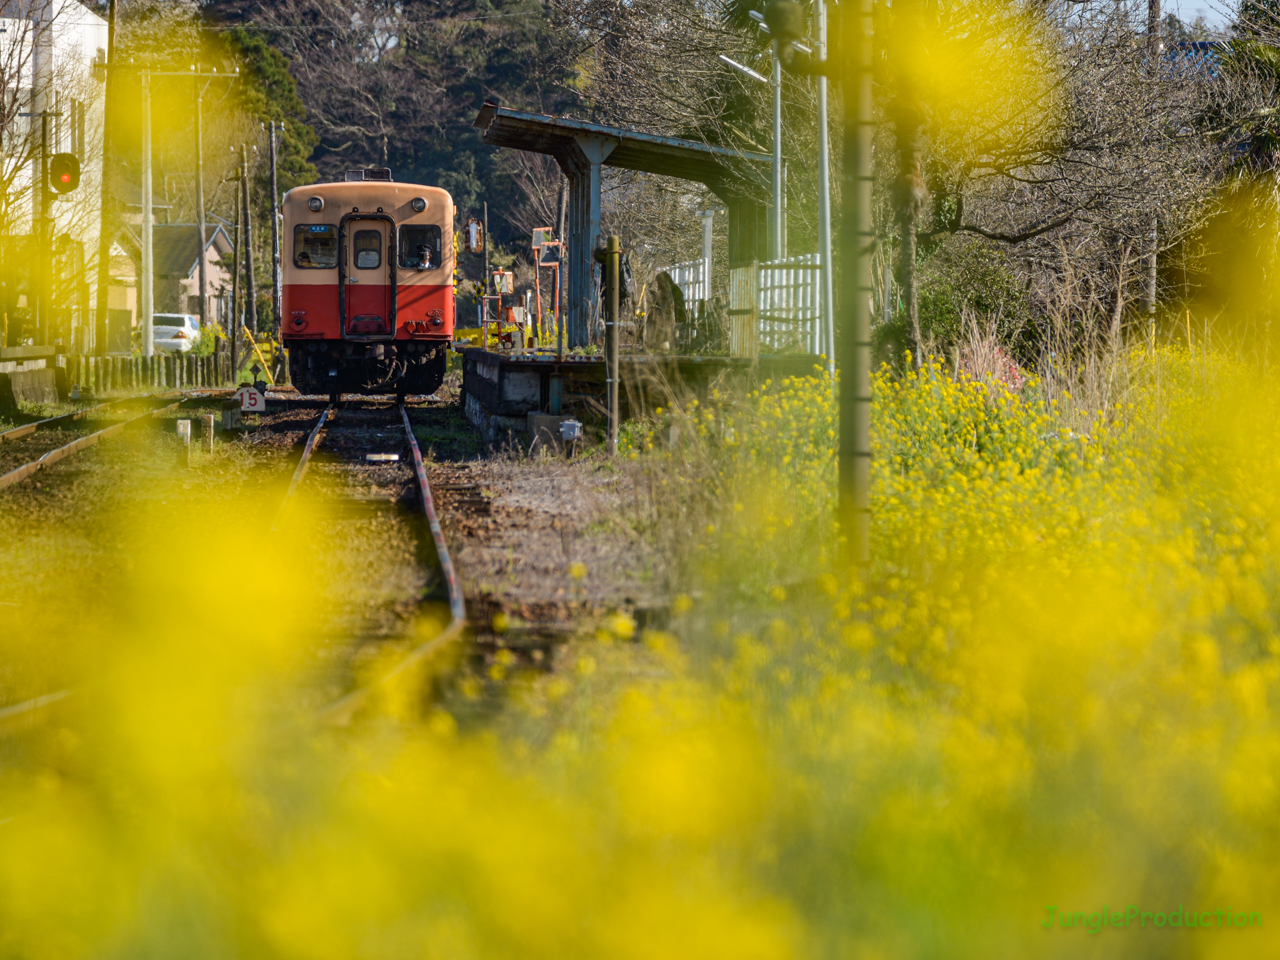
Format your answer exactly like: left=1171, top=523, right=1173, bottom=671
left=458, top=347, right=826, bottom=445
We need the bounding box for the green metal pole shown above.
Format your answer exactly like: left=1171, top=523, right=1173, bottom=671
left=765, top=0, right=873, bottom=569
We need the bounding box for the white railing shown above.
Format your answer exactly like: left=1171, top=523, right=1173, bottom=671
left=759, top=253, right=822, bottom=355
left=660, top=257, right=708, bottom=309
left=729, top=254, right=826, bottom=357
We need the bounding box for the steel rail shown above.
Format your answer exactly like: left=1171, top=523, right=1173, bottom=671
left=314, top=404, right=467, bottom=725
left=0, top=398, right=125, bottom=443
left=0, top=389, right=226, bottom=445
left=271, top=405, right=333, bottom=530
left=0, top=689, right=72, bottom=733
left=0, top=400, right=184, bottom=491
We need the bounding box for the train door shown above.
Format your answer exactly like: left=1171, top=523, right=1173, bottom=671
left=340, top=216, right=395, bottom=338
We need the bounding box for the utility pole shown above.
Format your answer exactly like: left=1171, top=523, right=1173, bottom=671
left=194, top=72, right=208, bottom=329
left=18, top=107, right=62, bottom=346
left=140, top=72, right=153, bottom=357
left=747, top=10, right=786, bottom=260
left=269, top=122, right=282, bottom=335
left=231, top=172, right=242, bottom=378
left=38, top=112, right=50, bottom=345
left=742, top=12, right=789, bottom=261
left=847, top=0, right=875, bottom=569
left=148, top=69, right=235, bottom=330
left=815, top=0, right=835, bottom=373
left=93, top=0, right=117, bottom=357
left=241, top=143, right=257, bottom=335
left=767, top=0, right=873, bottom=569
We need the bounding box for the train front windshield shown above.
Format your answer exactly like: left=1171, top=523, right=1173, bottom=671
left=294, top=224, right=338, bottom=269
left=399, top=224, right=442, bottom=270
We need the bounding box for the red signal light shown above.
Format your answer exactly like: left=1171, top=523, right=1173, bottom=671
left=49, top=153, right=80, bottom=193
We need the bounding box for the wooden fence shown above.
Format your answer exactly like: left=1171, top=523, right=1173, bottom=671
left=65, top=353, right=234, bottom=394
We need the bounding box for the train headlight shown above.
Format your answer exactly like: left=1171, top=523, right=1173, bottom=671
left=307, top=196, right=324, bottom=212
left=410, top=197, right=426, bottom=213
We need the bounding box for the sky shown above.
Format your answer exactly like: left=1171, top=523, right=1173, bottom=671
left=1175, top=0, right=1236, bottom=31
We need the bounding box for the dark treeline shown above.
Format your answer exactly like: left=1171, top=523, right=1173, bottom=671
left=197, top=0, right=581, bottom=258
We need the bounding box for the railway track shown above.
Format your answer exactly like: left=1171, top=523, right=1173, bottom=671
left=0, top=391, right=221, bottom=490
left=1, top=394, right=465, bottom=732
left=273, top=398, right=466, bottom=724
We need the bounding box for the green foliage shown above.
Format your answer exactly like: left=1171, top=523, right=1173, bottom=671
left=873, top=240, right=1035, bottom=368
left=218, top=27, right=319, bottom=196
left=192, top=325, right=222, bottom=357
left=1223, top=11, right=1280, bottom=172
left=217, top=25, right=320, bottom=299
left=916, top=239, right=1035, bottom=355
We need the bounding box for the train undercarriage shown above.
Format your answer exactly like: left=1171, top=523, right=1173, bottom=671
left=286, top=339, right=448, bottom=399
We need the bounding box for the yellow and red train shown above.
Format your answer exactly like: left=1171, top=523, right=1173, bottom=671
left=281, top=169, right=455, bottom=400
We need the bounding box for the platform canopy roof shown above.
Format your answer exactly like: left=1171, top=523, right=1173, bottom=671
left=473, top=102, right=771, bottom=199
left=473, top=101, right=774, bottom=347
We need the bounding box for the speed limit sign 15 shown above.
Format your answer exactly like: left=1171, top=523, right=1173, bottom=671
left=234, top=386, right=266, bottom=413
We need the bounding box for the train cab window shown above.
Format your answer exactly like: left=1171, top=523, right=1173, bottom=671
left=294, top=224, right=337, bottom=269
left=353, top=230, right=382, bottom=269
left=399, top=224, right=442, bottom=270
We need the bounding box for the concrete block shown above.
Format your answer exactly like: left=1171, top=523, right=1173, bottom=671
left=474, top=355, right=500, bottom=383
left=464, top=392, right=487, bottom=434
left=500, top=369, right=541, bottom=409
left=8, top=368, right=58, bottom=405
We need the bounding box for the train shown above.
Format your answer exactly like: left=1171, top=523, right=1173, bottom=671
left=281, top=169, right=455, bottom=401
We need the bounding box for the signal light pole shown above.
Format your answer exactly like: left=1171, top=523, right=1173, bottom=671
left=94, top=0, right=117, bottom=357
left=766, top=0, right=874, bottom=570
left=241, top=143, right=257, bottom=337
left=20, top=107, right=63, bottom=346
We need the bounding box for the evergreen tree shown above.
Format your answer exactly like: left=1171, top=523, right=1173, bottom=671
left=216, top=26, right=320, bottom=200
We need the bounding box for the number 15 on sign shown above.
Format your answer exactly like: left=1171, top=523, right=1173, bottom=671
left=234, top=387, right=266, bottom=413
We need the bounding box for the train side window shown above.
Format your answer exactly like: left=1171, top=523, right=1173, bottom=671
left=294, top=224, right=337, bottom=269
left=353, top=230, right=382, bottom=269
left=399, top=224, right=442, bottom=270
